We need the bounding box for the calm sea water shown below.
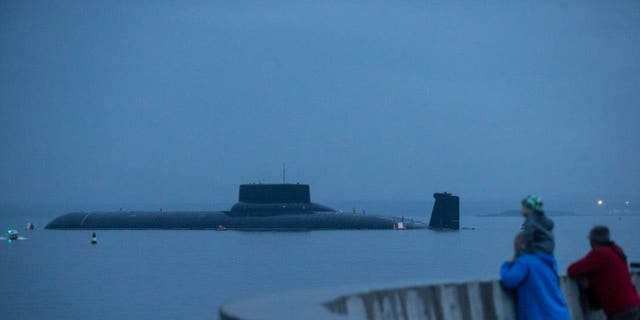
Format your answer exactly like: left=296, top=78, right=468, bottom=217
left=1, top=203, right=638, bottom=320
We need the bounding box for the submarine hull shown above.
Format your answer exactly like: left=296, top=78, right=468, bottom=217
left=45, top=211, right=427, bottom=231
left=46, top=184, right=430, bottom=231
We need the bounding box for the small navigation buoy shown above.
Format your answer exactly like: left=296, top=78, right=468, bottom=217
left=25, top=222, right=36, bottom=230
left=91, top=232, right=97, bottom=245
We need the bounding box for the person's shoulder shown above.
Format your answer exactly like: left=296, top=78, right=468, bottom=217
left=590, top=246, right=610, bottom=255
left=516, top=253, right=539, bottom=264
left=593, top=244, right=627, bottom=259
left=523, top=252, right=557, bottom=266
left=530, top=251, right=555, bottom=261
left=584, top=246, right=612, bottom=262
left=611, top=243, right=627, bottom=256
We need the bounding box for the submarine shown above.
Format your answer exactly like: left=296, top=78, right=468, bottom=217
left=46, top=184, right=458, bottom=231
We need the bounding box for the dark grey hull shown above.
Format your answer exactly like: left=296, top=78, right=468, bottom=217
left=45, top=211, right=427, bottom=231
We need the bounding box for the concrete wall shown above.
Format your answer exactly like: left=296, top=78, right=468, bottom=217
left=220, top=272, right=640, bottom=320
left=324, top=274, right=640, bottom=320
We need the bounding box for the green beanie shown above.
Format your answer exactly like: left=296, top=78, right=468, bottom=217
left=521, top=195, right=543, bottom=212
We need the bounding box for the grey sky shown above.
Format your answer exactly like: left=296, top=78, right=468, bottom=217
left=1, top=1, right=639, bottom=206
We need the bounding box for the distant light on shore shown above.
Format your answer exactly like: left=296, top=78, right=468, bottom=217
left=597, top=200, right=604, bottom=206
left=625, top=201, right=630, bottom=206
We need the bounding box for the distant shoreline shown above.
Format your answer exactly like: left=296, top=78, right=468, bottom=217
left=479, top=209, right=638, bottom=217
left=480, top=210, right=576, bottom=217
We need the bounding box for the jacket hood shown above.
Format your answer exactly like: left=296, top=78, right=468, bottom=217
left=608, top=243, right=628, bottom=262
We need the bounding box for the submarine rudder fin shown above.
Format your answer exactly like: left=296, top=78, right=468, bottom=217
left=428, top=192, right=460, bottom=230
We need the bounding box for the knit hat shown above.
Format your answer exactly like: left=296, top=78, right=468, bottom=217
left=589, top=225, right=611, bottom=244
left=521, top=195, right=543, bottom=212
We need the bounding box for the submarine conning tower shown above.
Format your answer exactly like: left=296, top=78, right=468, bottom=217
left=229, top=184, right=335, bottom=217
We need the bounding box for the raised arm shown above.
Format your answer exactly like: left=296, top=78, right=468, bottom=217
left=567, top=250, right=602, bottom=278
left=500, top=259, right=529, bottom=289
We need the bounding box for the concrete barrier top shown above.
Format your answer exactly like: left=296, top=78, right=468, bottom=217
left=220, top=272, right=640, bottom=320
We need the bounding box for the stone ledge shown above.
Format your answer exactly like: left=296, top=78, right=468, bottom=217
left=220, top=272, right=639, bottom=320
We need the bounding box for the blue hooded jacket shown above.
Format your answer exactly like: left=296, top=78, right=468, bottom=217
left=500, top=253, right=570, bottom=320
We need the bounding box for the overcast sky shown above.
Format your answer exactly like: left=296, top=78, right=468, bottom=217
left=1, top=1, right=639, bottom=206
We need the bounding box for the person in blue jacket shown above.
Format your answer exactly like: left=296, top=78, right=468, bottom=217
left=501, top=232, right=570, bottom=320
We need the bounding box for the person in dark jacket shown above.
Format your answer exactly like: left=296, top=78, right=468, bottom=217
left=567, top=226, right=640, bottom=320
left=521, top=195, right=555, bottom=254
left=501, top=232, right=570, bottom=320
